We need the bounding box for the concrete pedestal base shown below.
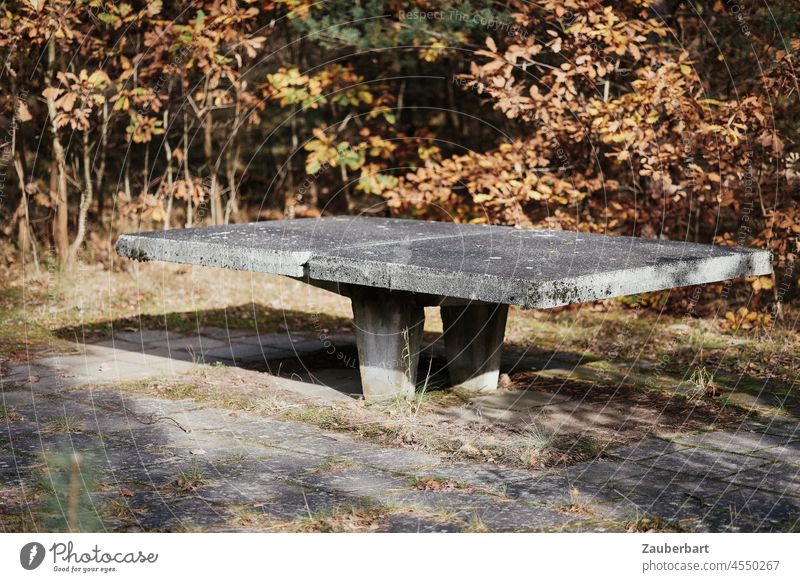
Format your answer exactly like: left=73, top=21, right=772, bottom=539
left=350, top=288, right=425, bottom=401
left=441, top=303, right=509, bottom=392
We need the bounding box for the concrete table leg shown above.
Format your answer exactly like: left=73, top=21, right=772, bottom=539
left=441, top=303, right=509, bottom=391
left=350, top=289, right=425, bottom=401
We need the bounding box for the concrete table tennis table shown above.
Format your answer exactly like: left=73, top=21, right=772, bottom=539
left=116, top=217, right=772, bottom=400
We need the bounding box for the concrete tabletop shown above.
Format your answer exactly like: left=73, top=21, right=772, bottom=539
left=116, top=217, right=772, bottom=308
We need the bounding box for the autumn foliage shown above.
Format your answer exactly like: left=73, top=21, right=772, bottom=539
left=0, top=0, right=797, bottom=307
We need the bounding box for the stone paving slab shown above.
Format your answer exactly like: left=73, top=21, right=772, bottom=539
left=208, top=419, right=318, bottom=443
left=133, top=496, right=233, bottom=530
left=712, top=488, right=800, bottom=528
left=273, top=433, right=401, bottom=460
left=255, top=488, right=361, bottom=521
left=0, top=452, right=43, bottom=487
left=237, top=332, right=316, bottom=347
left=197, top=327, right=258, bottom=341
left=198, top=477, right=302, bottom=505
left=502, top=474, right=578, bottom=506
left=673, top=429, right=797, bottom=455
left=111, top=330, right=186, bottom=347
left=414, top=462, right=535, bottom=493
left=66, top=392, right=206, bottom=416
left=378, top=513, right=462, bottom=533
left=227, top=450, right=327, bottom=480
left=756, top=421, right=800, bottom=439
left=3, top=353, right=194, bottom=388
left=378, top=489, right=508, bottom=517
left=300, top=467, right=411, bottom=497
left=202, top=343, right=297, bottom=363
left=1, top=363, right=62, bottom=383
left=605, top=438, right=689, bottom=462
left=564, top=458, right=662, bottom=485
left=92, top=339, right=151, bottom=353
left=747, top=441, right=800, bottom=464
left=723, top=462, right=800, bottom=497
left=336, top=445, right=441, bottom=472
left=3, top=432, right=106, bottom=459
left=636, top=447, right=772, bottom=478
left=474, top=501, right=581, bottom=532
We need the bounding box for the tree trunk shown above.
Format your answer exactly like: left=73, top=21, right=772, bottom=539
left=45, top=40, right=69, bottom=268
left=285, top=115, right=298, bottom=215
left=123, top=155, right=132, bottom=203
left=12, top=92, right=40, bottom=272
left=204, top=109, right=223, bottom=225
left=66, top=129, right=93, bottom=266
left=142, top=140, right=150, bottom=200
left=95, top=100, right=109, bottom=219
left=224, top=85, right=242, bottom=224
left=184, top=107, right=194, bottom=228
left=163, top=107, right=175, bottom=230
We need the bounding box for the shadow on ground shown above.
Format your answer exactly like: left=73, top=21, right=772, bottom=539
left=52, top=305, right=603, bottom=397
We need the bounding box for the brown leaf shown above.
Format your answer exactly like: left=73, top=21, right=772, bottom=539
left=481, top=59, right=507, bottom=73
left=17, top=101, right=32, bottom=122
left=58, top=92, right=77, bottom=112
left=42, top=87, right=61, bottom=102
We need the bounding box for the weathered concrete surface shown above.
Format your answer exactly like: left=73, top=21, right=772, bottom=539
left=441, top=303, right=508, bottom=391
left=350, top=288, right=424, bottom=400
left=116, top=217, right=772, bottom=309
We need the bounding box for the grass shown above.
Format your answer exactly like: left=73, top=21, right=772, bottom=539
left=521, top=422, right=558, bottom=452
left=0, top=405, right=23, bottom=421
left=166, top=466, right=207, bottom=496
left=688, top=365, right=718, bottom=399
left=101, top=499, right=141, bottom=523
left=290, top=505, right=387, bottom=532
left=249, top=394, right=291, bottom=414
left=515, top=422, right=558, bottom=467
left=414, top=476, right=473, bottom=492
left=43, top=415, right=83, bottom=434
left=0, top=512, right=40, bottom=533
left=29, top=475, right=57, bottom=498
left=626, top=515, right=687, bottom=533
left=226, top=503, right=392, bottom=533
left=573, top=435, right=604, bottom=457
left=559, top=487, right=598, bottom=516
left=463, top=513, right=490, bottom=532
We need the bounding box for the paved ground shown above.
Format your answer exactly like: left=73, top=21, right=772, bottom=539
left=1, top=327, right=798, bottom=532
